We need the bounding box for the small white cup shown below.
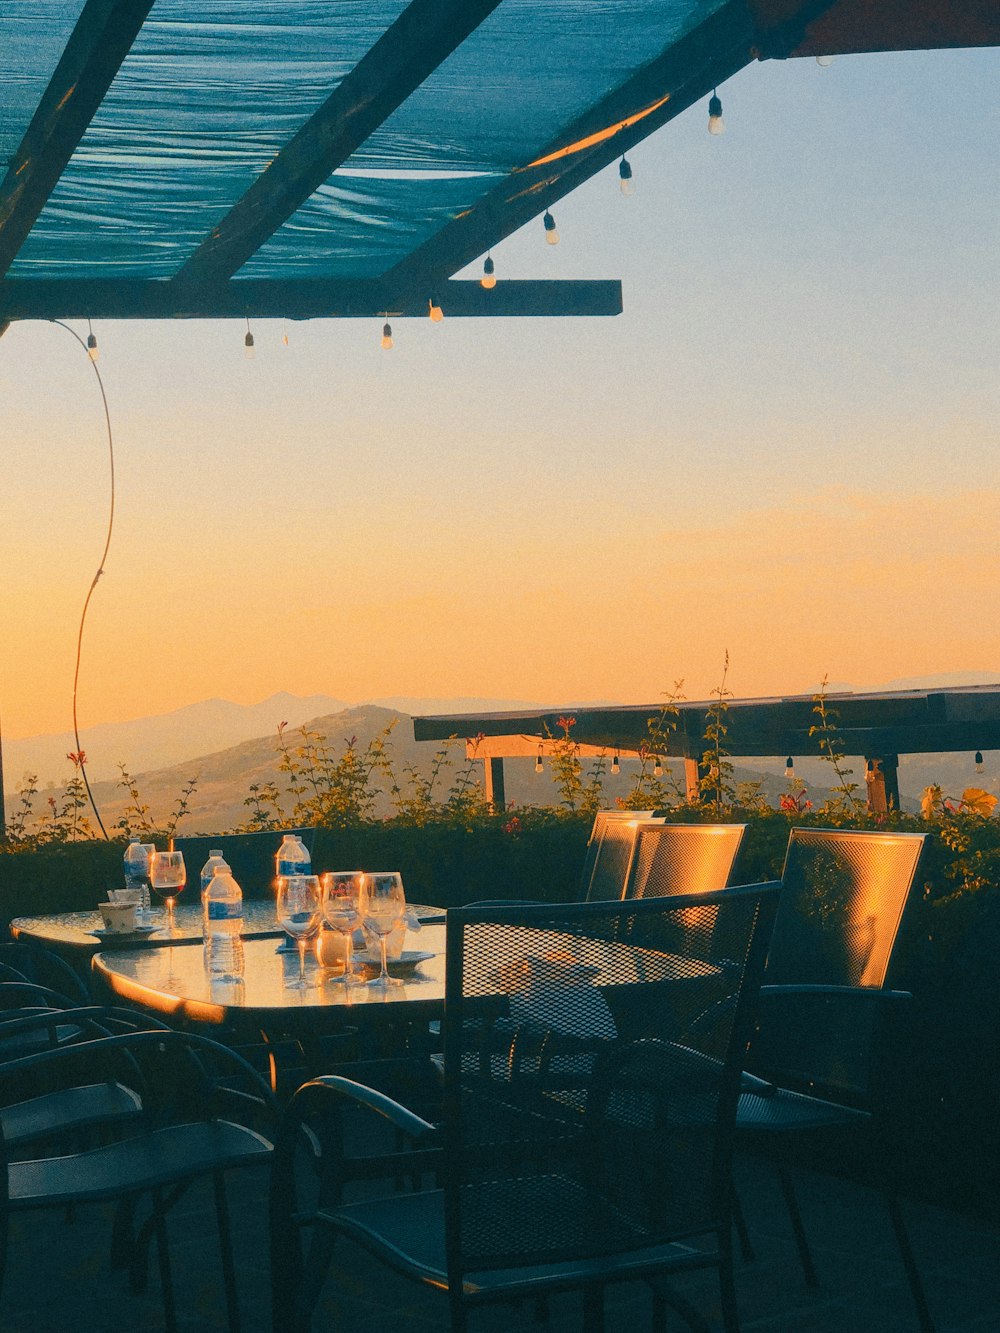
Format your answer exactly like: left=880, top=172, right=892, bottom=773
left=98, top=901, right=137, bottom=933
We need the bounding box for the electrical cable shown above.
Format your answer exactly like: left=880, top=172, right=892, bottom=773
left=49, top=319, right=115, bottom=839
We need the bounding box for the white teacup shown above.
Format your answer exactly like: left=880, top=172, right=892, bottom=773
left=98, top=901, right=137, bottom=933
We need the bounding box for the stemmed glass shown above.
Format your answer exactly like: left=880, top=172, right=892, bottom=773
left=276, top=874, right=321, bottom=990
left=320, top=871, right=365, bottom=988
left=149, top=850, right=186, bottom=936
left=359, top=872, right=406, bottom=989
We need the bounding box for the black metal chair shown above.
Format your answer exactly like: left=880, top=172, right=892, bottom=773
left=0, top=1006, right=170, bottom=1152
left=623, top=823, right=747, bottom=901
left=0, top=1028, right=276, bottom=1333
left=581, top=809, right=664, bottom=901
left=0, top=941, right=91, bottom=1006
left=270, top=884, right=780, bottom=1333
left=734, top=828, right=934, bottom=1330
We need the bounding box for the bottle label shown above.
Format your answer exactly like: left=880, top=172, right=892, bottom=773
left=277, top=859, right=308, bottom=877
left=207, top=900, right=243, bottom=921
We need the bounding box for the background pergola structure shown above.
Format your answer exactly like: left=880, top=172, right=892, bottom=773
left=1, top=0, right=997, bottom=329
left=412, top=683, right=1000, bottom=813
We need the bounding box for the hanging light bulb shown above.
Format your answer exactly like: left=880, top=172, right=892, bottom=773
left=618, top=156, right=634, bottom=196
left=975, top=750, right=985, bottom=774
left=785, top=757, right=795, bottom=779
left=535, top=747, right=544, bottom=774
left=428, top=298, right=444, bottom=322
left=282, top=322, right=290, bottom=347
left=244, top=317, right=255, bottom=360
left=652, top=756, right=663, bottom=778
left=543, top=211, right=559, bottom=245
left=381, top=320, right=393, bottom=350
left=480, top=254, right=496, bottom=290
left=86, top=320, right=99, bottom=361
left=708, top=91, right=725, bottom=135
left=611, top=754, right=621, bottom=775
left=815, top=54, right=834, bottom=66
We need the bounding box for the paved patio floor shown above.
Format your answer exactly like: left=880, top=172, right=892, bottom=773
left=3, top=1151, right=998, bottom=1333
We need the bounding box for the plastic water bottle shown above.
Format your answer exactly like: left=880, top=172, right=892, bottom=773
left=275, top=833, right=310, bottom=879
left=275, top=835, right=310, bottom=951
left=124, top=839, right=151, bottom=915
left=204, top=865, right=244, bottom=979
left=200, top=849, right=230, bottom=941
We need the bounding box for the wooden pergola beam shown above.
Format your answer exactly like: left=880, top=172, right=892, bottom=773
left=174, top=0, right=504, bottom=286
left=0, top=277, right=622, bottom=323
left=0, top=0, right=154, bottom=279
left=414, top=686, right=1000, bottom=760
left=385, top=0, right=842, bottom=295
left=383, top=1, right=748, bottom=293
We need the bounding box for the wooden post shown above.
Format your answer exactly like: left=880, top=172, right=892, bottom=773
left=865, top=754, right=900, bottom=813
left=483, top=756, right=506, bottom=813
left=683, top=757, right=701, bottom=804
left=881, top=753, right=900, bottom=810
left=865, top=757, right=887, bottom=814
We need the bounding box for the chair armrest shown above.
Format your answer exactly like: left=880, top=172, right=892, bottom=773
left=287, top=1075, right=437, bottom=1143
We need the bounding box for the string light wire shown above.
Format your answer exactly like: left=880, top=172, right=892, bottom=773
left=49, top=319, right=115, bottom=839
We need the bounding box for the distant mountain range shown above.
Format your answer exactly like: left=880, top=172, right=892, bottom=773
left=2, top=692, right=558, bottom=791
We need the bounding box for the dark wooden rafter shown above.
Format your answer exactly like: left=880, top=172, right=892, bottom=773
left=0, top=0, right=154, bottom=279
left=174, top=0, right=505, bottom=287
left=383, top=0, right=843, bottom=299
left=0, top=278, right=621, bottom=322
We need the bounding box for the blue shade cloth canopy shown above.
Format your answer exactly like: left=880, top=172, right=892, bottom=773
left=1, top=0, right=996, bottom=319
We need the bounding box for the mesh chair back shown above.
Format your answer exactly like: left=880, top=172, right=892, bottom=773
left=582, top=812, right=663, bottom=902
left=767, top=828, right=926, bottom=988
left=442, top=885, right=779, bottom=1281
left=625, top=824, right=747, bottom=901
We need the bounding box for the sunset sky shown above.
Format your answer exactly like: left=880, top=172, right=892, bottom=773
left=2, top=46, right=997, bottom=741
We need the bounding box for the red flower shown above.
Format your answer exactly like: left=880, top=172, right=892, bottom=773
left=503, top=815, right=522, bottom=837
left=66, top=750, right=87, bottom=767
left=556, top=716, right=576, bottom=731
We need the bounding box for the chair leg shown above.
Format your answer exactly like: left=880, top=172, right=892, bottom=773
left=886, top=1191, right=936, bottom=1333
left=776, top=1165, right=820, bottom=1288
left=152, top=1187, right=178, bottom=1333
left=213, top=1171, right=241, bottom=1333
left=583, top=1284, right=604, bottom=1333
left=718, top=1227, right=743, bottom=1333
left=649, top=1279, right=714, bottom=1333
left=730, top=1183, right=756, bottom=1263
left=110, top=1194, right=135, bottom=1270
left=298, top=1223, right=338, bottom=1324
left=532, top=1294, right=551, bottom=1322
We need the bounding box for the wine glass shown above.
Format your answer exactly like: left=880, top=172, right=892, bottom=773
left=276, top=874, right=321, bottom=990
left=320, top=871, right=365, bottom=987
left=149, top=850, right=186, bottom=935
left=359, top=872, right=406, bottom=989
